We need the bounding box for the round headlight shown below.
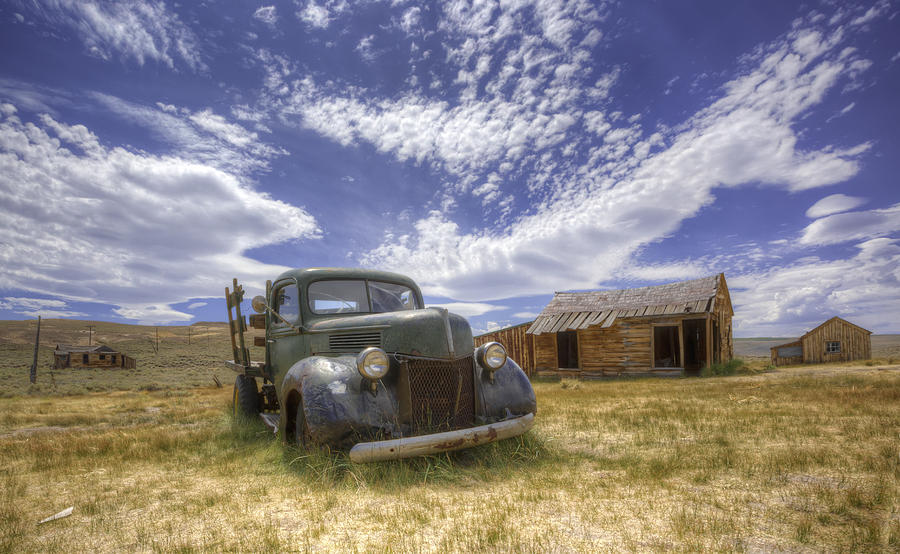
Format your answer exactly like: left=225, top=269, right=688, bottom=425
left=477, top=342, right=507, bottom=371
left=356, top=347, right=389, bottom=380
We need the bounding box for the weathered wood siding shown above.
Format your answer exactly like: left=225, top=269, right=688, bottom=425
left=474, top=323, right=534, bottom=375
left=801, top=318, right=871, bottom=363
left=533, top=333, right=557, bottom=371
left=578, top=318, right=651, bottom=376
left=712, top=278, right=734, bottom=362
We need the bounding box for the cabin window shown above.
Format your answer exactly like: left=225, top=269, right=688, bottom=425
left=653, top=326, right=681, bottom=368
left=826, top=341, right=841, bottom=353
left=111, top=355, right=117, bottom=364
left=82, top=354, right=89, bottom=364
left=273, top=283, right=300, bottom=325
left=99, top=354, right=106, bottom=360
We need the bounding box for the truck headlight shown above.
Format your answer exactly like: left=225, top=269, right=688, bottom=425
left=476, top=342, right=507, bottom=371
left=357, top=347, right=389, bottom=380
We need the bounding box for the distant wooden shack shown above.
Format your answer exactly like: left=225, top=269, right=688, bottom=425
left=523, top=274, right=733, bottom=378
left=770, top=317, right=871, bottom=366
left=53, top=344, right=136, bottom=369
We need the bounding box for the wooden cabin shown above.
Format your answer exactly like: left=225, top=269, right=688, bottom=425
left=525, top=274, right=733, bottom=377
left=53, top=344, right=136, bottom=369
left=770, top=317, right=871, bottom=366
left=475, top=322, right=535, bottom=376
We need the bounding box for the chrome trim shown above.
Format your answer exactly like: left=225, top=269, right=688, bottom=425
left=348, top=413, right=534, bottom=463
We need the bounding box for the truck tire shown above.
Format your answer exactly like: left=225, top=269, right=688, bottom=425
left=294, top=399, right=314, bottom=448
left=233, top=375, right=259, bottom=417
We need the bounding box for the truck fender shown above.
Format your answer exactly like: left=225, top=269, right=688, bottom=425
left=476, top=357, right=537, bottom=420
left=280, top=356, right=401, bottom=446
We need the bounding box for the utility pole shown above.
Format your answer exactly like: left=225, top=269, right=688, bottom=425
left=155, top=327, right=159, bottom=354
left=30, top=316, right=41, bottom=384
left=188, top=325, right=192, bottom=345
left=86, top=324, right=95, bottom=346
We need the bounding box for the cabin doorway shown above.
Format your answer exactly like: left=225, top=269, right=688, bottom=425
left=556, top=331, right=579, bottom=369
left=682, top=319, right=707, bottom=375
left=653, top=325, right=681, bottom=369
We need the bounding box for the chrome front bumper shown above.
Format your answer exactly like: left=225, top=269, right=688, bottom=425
left=348, top=413, right=535, bottom=463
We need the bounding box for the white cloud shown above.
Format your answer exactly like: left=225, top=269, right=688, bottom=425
left=731, top=238, right=900, bottom=335
left=799, top=204, right=900, bottom=246
left=399, top=7, right=421, bottom=34
left=253, top=6, right=278, bottom=26
left=356, top=35, right=377, bottom=61
left=805, top=193, right=866, bottom=218
left=31, top=0, right=203, bottom=70
left=358, top=21, right=874, bottom=301
left=426, top=302, right=506, bottom=318
left=0, top=108, right=320, bottom=324
left=0, top=297, right=87, bottom=319
left=187, top=302, right=208, bottom=310
left=850, top=1, right=889, bottom=26
left=93, top=94, right=284, bottom=175
left=297, top=0, right=342, bottom=29
left=512, top=311, right=539, bottom=319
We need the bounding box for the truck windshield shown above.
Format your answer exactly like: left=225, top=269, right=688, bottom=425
left=308, top=280, right=419, bottom=314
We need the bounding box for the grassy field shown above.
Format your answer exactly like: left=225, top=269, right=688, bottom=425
left=0, top=319, right=248, bottom=396
left=1, top=320, right=899, bottom=551
left=0, top=369, right=897, bottom=551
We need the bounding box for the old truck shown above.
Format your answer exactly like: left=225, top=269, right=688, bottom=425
left=225, top=268, right=536, bottom=462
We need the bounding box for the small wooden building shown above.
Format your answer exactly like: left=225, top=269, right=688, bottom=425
left=475, top=322, right=535, bottom=376
left=770, top=317, right=871, bottom=366
left=525, top=274, right=733, bottom=377
left=53, top=344, right=136, bottom=369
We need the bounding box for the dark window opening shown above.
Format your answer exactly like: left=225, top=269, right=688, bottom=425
left=826, top=341, right=841, bottom=353
left=82, top=354, right=89, bottom=364
left=683, top=319, right=707, bottom=375
left=556, top=330, right=579, bottom=369
left=99, top=354, right=106, bottom=360
left=111, top=355, right=117, bottom=364
left=653, top=326, right=681, bottom=368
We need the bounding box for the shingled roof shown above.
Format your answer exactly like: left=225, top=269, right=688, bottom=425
left=527, top=274, right=725, bottom=335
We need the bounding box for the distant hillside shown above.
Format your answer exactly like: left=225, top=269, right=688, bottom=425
left=0, top=319, right=253, bottom=396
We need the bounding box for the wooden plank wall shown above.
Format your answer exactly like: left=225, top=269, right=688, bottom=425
left=579, top=318, right=651, bottom=376
left=801, top=319, right=871, bottom=363
left=713, top=283, right=734, bottom=361
left=474, top=323, right=535, bottom=375
left=533, top=333, right=557, bottom=371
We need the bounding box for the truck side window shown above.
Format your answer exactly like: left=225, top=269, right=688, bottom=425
left=274, top=283, right=300, bottom=325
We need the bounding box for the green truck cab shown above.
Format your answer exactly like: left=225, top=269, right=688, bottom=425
left=225, top=268, right=536, bottom=462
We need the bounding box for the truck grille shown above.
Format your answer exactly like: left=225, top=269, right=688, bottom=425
left=328, top=332, right=382, bottom=352
left=407, top=355, right=475, bottom=434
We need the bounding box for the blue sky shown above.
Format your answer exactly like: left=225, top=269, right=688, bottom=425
left=0, top=0, right=898, bottom=337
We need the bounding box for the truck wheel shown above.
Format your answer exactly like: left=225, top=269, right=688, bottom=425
left=294, top=399, right=314, bottom=448
left=233, top=375, right=259, bottom=417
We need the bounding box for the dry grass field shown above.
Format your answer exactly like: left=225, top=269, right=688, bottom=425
left=1, top=320, right=899, bottom=552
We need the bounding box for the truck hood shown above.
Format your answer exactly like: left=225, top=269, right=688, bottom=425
left=306, top=307, right=474, bottom=359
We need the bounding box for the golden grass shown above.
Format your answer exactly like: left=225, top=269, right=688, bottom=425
left=1, top=365, right=898, bottom=552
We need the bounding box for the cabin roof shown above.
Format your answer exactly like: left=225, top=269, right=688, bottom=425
left=527, top=274, right=725, bottom=335
left=800, top=316, right=872, bottom=338
left=54, top=344, right=118, bottom=354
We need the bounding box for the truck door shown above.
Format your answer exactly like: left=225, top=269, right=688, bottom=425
left=268, top=279, right=307, bottom=391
